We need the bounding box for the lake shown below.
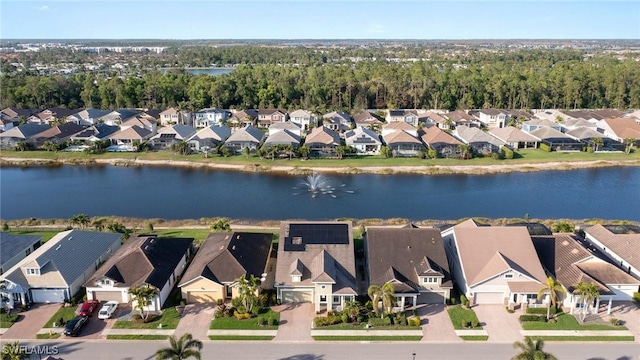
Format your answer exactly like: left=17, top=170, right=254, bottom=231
left=1, top=166, right=638, bottom=221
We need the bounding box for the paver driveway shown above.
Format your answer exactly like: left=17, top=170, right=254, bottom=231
left=1, top=303, right=60, bottom=340
left=473, top=304, right=522, bottom=343
left=273, top=302, right=313, bottom=342
left=605, top=301, right=640, bottom=338
left=174, top=303, right=216, bottom=340
left=418, top=304, right=460, bottom=342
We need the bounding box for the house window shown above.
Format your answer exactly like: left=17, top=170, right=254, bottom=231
left=26, top=268, right=40, bottom=276
left=421, top=277, right=439, bottom=284
left=333, top=296, right=340, bottom=304
left=320, top=295, right=327, bottom=302
left=25, top=248, right=31, bottom=256
left=226, top=286, right=233, bottom=298
left=292, top=275, right=301, bottom=283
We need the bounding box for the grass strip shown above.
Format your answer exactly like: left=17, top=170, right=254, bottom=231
left=106, top=335, right=169, bottom=340
left=525, top=336, right=634, bottom=342
left=43, top=306, right=77, bottom=328
left=313, top=336, right=422, bottom=341
left=36, top=333, right=61, bottom=339
left=460, top=335, right=489, bottom=341
left=208, top=335, right=274, bottom=341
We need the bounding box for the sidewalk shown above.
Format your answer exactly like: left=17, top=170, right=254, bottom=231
left=520, top=330, right=635, bottom=337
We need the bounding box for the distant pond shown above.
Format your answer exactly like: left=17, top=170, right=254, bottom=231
left=1, top=166, right=638, bottom=221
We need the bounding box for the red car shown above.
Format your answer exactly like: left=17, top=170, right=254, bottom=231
left=77, top=300, right=100, bottom=317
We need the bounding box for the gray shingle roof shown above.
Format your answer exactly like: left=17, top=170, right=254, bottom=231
left=0, top=234, right=42, bottom=267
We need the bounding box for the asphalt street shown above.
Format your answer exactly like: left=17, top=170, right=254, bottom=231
left=13, top=340, right=640, bottom=360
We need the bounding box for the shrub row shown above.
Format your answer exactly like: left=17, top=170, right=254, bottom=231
left=256, top=316, right=278, bottom=326
left=313, top=315, right=343, bottom=327
left=525, top=307, right=562, bottom=315
left=367, top=317, right=391, bottom=327
left=519, top=314, right=547, bottom=322
left=233, top=311, right=252, bottom=320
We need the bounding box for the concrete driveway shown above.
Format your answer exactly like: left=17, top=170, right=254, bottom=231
left=1, top=303, right=60, bottom=340
left=418, top=304, right=460, bottom=342
left=273, top=302, right=313, bottom=342
left=473, top=304, right=522, bottom=343
left=605, top=302, right=640, bottom=338
left=174, top=303, right=216, bottom=340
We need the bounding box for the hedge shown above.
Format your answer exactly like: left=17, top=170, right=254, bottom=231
left=368, top=317, right=392, bottom=327
left=539, top=143, right=552, bottom=152
left=519, top=315, right=547, bottom=322
left=525, top=307, right=562, bottom=315
left=501, top=146, right=514, bottom=159
left=313, top=315, right=343, bottom=327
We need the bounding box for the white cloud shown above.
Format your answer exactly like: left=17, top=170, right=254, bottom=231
left=33, top=5, right=50, bottom=11
left=368, top=24, right=386, bottom=34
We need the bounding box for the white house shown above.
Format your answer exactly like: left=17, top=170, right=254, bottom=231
left=288, top=109, right=317, bottom=130
left=584, top=225, right=640, bottom=280
left=345, top=127, right=382, bottom=155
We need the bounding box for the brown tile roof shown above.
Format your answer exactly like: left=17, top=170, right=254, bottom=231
left=305, top=125, right=341, bottom=145
left=179, top=232, right=272, bottom=286
left=602, top=118, right=640, bottom=139
left=366, top=227, right=452, bottom=293
left=489, top=126, right=538, bottom=143
left=452, top=226, right=547, bottom=287
left=532, top=233, right=639, bottom=295
left=420, top=126, right=462, bottom=146
left=352, top=111, right=384, bottom=124
left=383, top=130, right=422, bottom=145
left=383, top=121, right=416, bottom=131
left=109, top=126, right=152, bottom=140
left=445, top=111, right=475, bottom=122
left=592, top=109, right=626, bottom=119
left=585, top=225, right=640, bottom=272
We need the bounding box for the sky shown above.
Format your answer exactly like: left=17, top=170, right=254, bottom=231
left=1, top=1, right=639, bottom=40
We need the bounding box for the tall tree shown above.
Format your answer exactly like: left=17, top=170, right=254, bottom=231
left=70, top=213, right=90, bottom=229
left=128, top=284, right=158, bottom=320
left=234, top=275, right=261, bottom=315
left=574, top=281, right=600, bottom=322
left=368, top=283, right=395, bottom=317
left=155, top=333, right=203, bottom=360
left=537, top=276, right=566, bottom=321
left=511, top=338, right=557, bottom=360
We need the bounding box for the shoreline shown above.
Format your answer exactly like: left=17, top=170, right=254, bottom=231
left=1, top=156, right=639, bottom=175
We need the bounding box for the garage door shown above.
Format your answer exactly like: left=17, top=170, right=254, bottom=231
left=473, top=292, right=504, bottom=305
left=92, top=291, right=123, bottom=302
left=281, top=290, right=312, bottom=303
left=31, top=288, right=65, bottom=303
left=187, top=291, right=219, bottom=304
left=418, top=291, right=445, bottom=304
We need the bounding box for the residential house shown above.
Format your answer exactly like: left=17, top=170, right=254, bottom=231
left=532, top=233, right=640, bottom=316
left=141, top=109, right=163, bottom=123
left=322, top=111, right=352, bottom=132
left=420, top=126, right=462, bottom=158
left=529, top=127, right=583, bottom=151
left=149, top=124, right=197, bottom=150
left=85, top=235, right=193, bottom=312
left=194, top=108, right=230, bottom=128
left=561, top=118, right=597, bottom=131
left=562, top=110, right=603, bottom=123
left=566, top=127, right=621, bottom=151
left=0, top=230, right=122, bottom=307
left=159, top=107, right=193, bottom=126
left=304, top=125, right=341, bottom=157
left=66, top=108, right=110, bottom=126
left=365, top=226, right=452, bottom=309
left=382, top=128, right=424, bottom=157
left=386, top=110, right=419, bottom=127
left=275, top=221, right=357, bottom=313
left=99, top=109, right=141, bottom=126
left=488, top=126, right=538, bottom=150
left=28, top=108, right=77, bottom=125
left=521, top=118, right=564, bottom=133
left=592, top=109, right=627, bottom=119
left=289, top=109, right=318, bottom=130
left=120, top=113, right=157, bottom=134
left=69, top=124, right=120, bottom=143
left=0, top=107, right=38, bottom=124
left=443, top=111, right=479, bottom=129
left=0, top=118, right=14, bottom=132
left=30, top=122, right=86, bottom=148
left=624, top=110, right=640, bottom=123
left=268, top=122, right=302, bottom=138
left=352, top=110, right=385, bottom=129
left=0, top=234, right=42, bottom=277
left=0, top=123, right=50, bottom=149
left=224, top=125, right=265, bottom=154
left=381, top=121, right=418, bottom=138
left=476, top=109, right=508, bottom=129
left=584, top=225, right=640, bottom=280
left=186, top=125, right=231, bottom=152
left=422, top=111, right=447, bottom=129
left=108, top=126, right=153, bottom=150
left=257, top=109, right=288, bottom=128
left=263, top=130, right=301, bottom=150
left=179, top=232, right=272, bottom=304
left=454, top=126, right=504, bottom=155
left=505, top=109, right=534, bottom=123
left=345, top=127, right=382, bottom=155
left=597, top=118, right=640, bottom=144
left=227, top=109, right=258, bottom=127
left=533, top=109, right=572, bottom=123
left=441, top=220, right=548, bottom=306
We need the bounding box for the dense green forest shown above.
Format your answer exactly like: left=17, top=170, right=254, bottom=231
left=2, top=49, right=639, bottom=111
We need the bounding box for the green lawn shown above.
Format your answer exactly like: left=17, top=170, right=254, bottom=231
left=8, top=230, right=60, bottom=243
left=210, top=309, right=280, bottom=330
left=0, top=312, right=20, bottom=328
left=208, top=335, right=274, bottom=341
left=36, top=333, right=61, bottom=339
left=315, top=323, right=419, bottom=330
left=313, top=336, right=422, bottom=341
left=521, top=313, right=628, bottom=331
left=113, top=307, right=180, bottom=329
left=152, top=229, right=213, bottom=243
left=460, top=335, right=489, bottom=341
left=526, top=336, right=634, bottom=342
left=447, top=305, right=483, bottom=330
left=106, top=335, right=169, bottom=340
left=43, top=306, right=78, bottom=328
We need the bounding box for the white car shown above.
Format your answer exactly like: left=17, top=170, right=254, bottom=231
left=97, top=301, right=119, bottom=320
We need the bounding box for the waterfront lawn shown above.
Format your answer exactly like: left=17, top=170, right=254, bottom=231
left=210, top=309, right=280, bottom=330
left=313, top=335, right=422, bottom=341
left=107, top=335, right=169, bottom=340
left=521, top=313, right=627, bottom=331
left=43, top=306, right=78, bottom=328
left=0, top=312, right=20, bottom=328
left=152, top=229, right=212, bottom=243
left=113, top=307, right=180, bottom=329
left=447, top=305, right=483, bottom=330
left=209, top=335, right=274, bottom=341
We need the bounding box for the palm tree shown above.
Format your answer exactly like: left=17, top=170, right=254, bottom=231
left=624, top=137, right=635, bottom=154
left=298, top=145, right=310, bottom=159
left=170, top=141, right=191, bottom=155
left=591, top=137, right=603, bottom=152
left=511, top=337, right=557, bottom=360
left=128, top=284, right=158, bottom=320
left=155, top=333, right=203, bottom=360
left=343, top=300, right=360, bottom=322
left=574, top=281, right=600, bottom=322
left=368, top=283, right=395, bottom=317
left=70, top=213, right=90, bottom=229
left=235, top=275, right=261, bottom=315
left=458, top=144, right=472, bottom=160
left=537, top=276, right=566, bottom=321
left=1, top=341, right=28, bottom=360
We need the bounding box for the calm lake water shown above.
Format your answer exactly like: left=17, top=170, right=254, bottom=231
left=1, top=166, right=638, bottom=221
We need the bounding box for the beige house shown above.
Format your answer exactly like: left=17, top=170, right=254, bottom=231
left=442, top=219, right=548, bottom=306
left=275, top=222, right=357, bottom=313
left=584, top=224, right=640, bottom=280
left=179, top=232, right=272, bottom=304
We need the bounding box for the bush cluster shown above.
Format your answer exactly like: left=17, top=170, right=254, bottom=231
left=539, top=143, right=552, bottom=152
left=367, top=317, right=391, bottom=327
left=313, top=315, right=343, bottom=327
left=632, top=292, right=640, bottom=305
left=501, top=146, right=514, bottom=159
left=233, top=311, right=252, bottom=320
left=519, top=314, right=547, bottom=322
left=526, top=307, right=562, bottom=315
left=609, top=318, right=622, bottom=326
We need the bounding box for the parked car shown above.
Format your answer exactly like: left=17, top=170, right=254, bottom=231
left=98, top=301, right=119, bottom=320
left=77, top=299, right=100, bottom=317
left=64, top=316, right=89, bottom=336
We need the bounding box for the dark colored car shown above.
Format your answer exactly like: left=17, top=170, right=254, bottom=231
left=64, top=316, right=89, bottom=336
left=77, top=300, right=100, bottom=317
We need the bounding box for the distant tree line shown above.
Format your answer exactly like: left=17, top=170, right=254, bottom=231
left=2, top=51, right=639, bottom=111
